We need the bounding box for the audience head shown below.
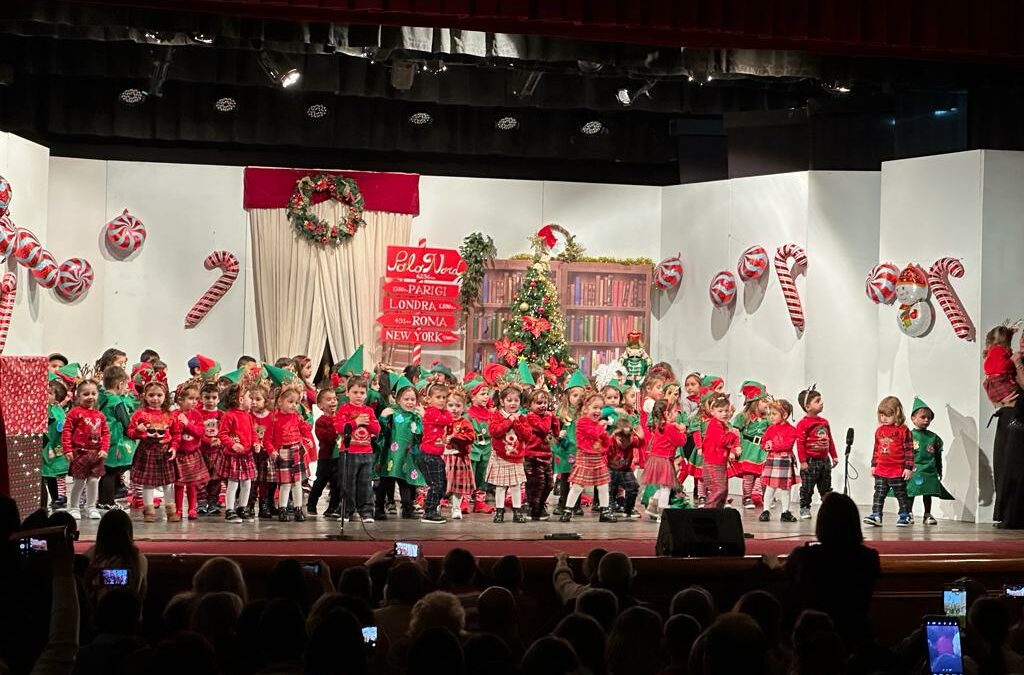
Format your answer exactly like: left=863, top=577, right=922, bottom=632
left=792, top=610, right=843, bottom=675
left=575, top=587, right=619, bottom=632
left=384, top=561, right=427, bottom=605
left=815, top=492, right=864, bottom=547
left=267, top=558, right=316, bottom=614
left=478, top=586, right=518, bottom=637
left=93, top=587, right=142, bottom=635
left=968, top=596, right=1011, bottom=647
left=305, top=609, right=366, bottom=675
left=162, top=591, right=199, bottom=635
left=521, top=637, right=581, bottom=675
left=94, top=508, right=137, bottom=560
left=407, top=627, right=464, bottom=675
left=338, top=565, right=373, bottom=604
left=463, top=634, right=514, bottom=673
left=258, top=599, right=306, bottom=664
left=596, top=551, right=635, bottom=595
left=441, top=548, right=478, bottom=588
left=554, top=613, right=607, bottom=675
left=193, top=556, right=248, bottom=602
left=663, top=614, right=701, bottom=666
left=953, top=576, right=989, bottom=612
left=693, top=612, right=767, bottom=675
left=583, top=547, right=608, bottom=582
left=607, top=606, right=665, bottom=675
left=409, top=591, right=466, bottom=639
left=490, top=554, right=524, bottom=592
left=671, top=586, right=717, bottom=630
left=190, top=591, right=243, bottom=648
left=733, top=590, right=783, bottom=644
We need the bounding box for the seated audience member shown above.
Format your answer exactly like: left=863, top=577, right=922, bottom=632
left=520, top=637, right=582, bottom=675
left=575, top=588, right=619, bottom=633
left=661, top=614, right=701, bottom=675
left=374, top=562, right=428, bottom=651
left=161, top=591, right=199, bottom=636
left=408, top=591, right=467, bottom=640
left=193, top=556, right=249, bottom=602
left=257, top=599, right=306, bottom=674
left=689, top=613, right=767, bottom=675
left=791, top=610, right=844, bottom=675
left=190, top=591, right=244, bottom=672
left=463, top=633, right=515, bottom=674
left=438, top=548, right=482, bottom=627
left=479, top=587, right=523, bottom=659
left=338, top=565, right=373, bottom=605
left=72, top=588, right=146, bottom=675
left=121, top=632, right=219, bottom=675
left=267, top=558, right=323, bottom=615
left=595, top=552, right=641, bottom=610
left=406, top=627, right=465, bottom=675
left=82, top=509, right=149, bottom=602
left=554, top=613, right=607, bottom=675
left=670, top=586, right=717, bottom=631
left=552, top=548, right=608, bottom=606
left=490, top=554, right=524, bottom=593
left=734, top=590, right=789, bottom=675
left=607, top=606, right=665, bottom=675
left=967, top=596, right=1024, bottom=675
left=305, top=608, right=367, bottom=675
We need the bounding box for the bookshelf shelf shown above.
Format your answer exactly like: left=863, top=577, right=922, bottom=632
left=464, top=259, right=652, bottom=376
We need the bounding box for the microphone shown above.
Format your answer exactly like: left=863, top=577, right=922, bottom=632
left=343, top=423, right=353, bottom=449
left=845, top=427, right=854, bottom=456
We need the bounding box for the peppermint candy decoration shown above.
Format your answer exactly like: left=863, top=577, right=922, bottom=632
left=929, top=257, right=974, bottom=341
left=30, top=249, right=58, bottom=288
left=14, top=228, right=43, bottom=267
left=774, top=243, right=808, bottom=330
left=737, top=245, right=769, bottom=281
left=105, top=209, right=147, bottom=254
left=709, top=270, right=737, bottom=307
left=0, top=216, right=15, bottom=260
left=865, top=262, right=899, bottom=305
left=184, top=250, right=240, bottom=328
left=0, top=273, right=15, bottom=354
left=654, top=252, right=683, bottom=291
left=0, top=176, right=10, bottom=218
left=55, top=257, right=94, bottom=301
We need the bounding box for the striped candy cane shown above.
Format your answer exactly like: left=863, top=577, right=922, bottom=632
left=410, top=237, right=427, bottom=365
left=928, top=257, right=974, bottom=341
left=0, top=273, right=16, bottom=354
left=774, top=244, right=808, bottom=329
left=184, top=251, right=240, bottom=328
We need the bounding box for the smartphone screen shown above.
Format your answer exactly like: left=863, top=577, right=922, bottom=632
left=943, top=586, right=966, bottom=619
left=300, top=562, right=321, bottom=576
left=1005, top=584, right=1024, bottom=598
left=394, top=541, right=419, bottom=558
left=101, top=569, right=129, bottom=586
left=18, top=537, right=47, bottom=556
left=925, top=617, right=964, bottom=674
left=361, top=625, right=378, bottom=647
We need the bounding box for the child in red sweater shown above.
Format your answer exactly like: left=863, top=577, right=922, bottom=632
left=417, top=382, right=453, bottom=524
left=250, top=384, right=277, bottom=519
left=795, top=387, right=837, bottom=519
left=488, top=385, right=531, bottom=524
left=864, top=396, right=915, bottom=528
left=269, top=385, right=314, bottom=522
left=198, top=383, right=223, bottom=515
left=128, top=381, right=178, bottom=523
left=217, top=384, right=260, bottom=523
left=172, top=382, right=210, bottom=520
left=983, top=324, right=1019, bottom=406
left=701, top=392, right=741, bottom=510
left=334, top=377, right=381, bottom=522
left=62, top=380, right=110, bottom=520
left=308, top=388, right=341, bottom=519
left=642, top=399, right=688, bottom=521
left=523, top=388, right=559, bottom=521
left=561, top=393, right=616, bottom=523
left=758, top=399, right=800, bottom=523
left=443, top=389, right=476, bottom=520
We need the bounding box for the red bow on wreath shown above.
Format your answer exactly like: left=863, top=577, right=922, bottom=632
left=520, top=316, right=552, bottom=338
left=494, top=337, right=525, bottom=366
left=537, top=225, right=558, bottom=249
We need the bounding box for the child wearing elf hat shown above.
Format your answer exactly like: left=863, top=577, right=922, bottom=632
left=553, top=370, right=588, bottom=516
left=730, top=381, right=770, bottom=510
left=466, top=375, right=495, bottom=513
left=375, top=374, right=428, bottom=519
left=42, top=377, right=70, bottom=511
left=905, top=397, right=954, bottom=525
left=97, top=365, right=136, bottom=510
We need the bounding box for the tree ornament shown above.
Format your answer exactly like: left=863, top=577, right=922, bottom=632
left=519, top=302, right=530, bottom=311
left=105, top=209, right=147, bottom=254
left=184, top=250, right=239, bottom=328
left=928, top=257, right=974, bottom=341
left=55, top=257, right=94, bottom=301
left=737, top=245, right=769, bottom=281
left=494, top=337, right=525, bottom=366
left=654, top=252, right=683, bottom=291
left=865, top=262, right=899, bottom=305
left=709, top=270, right=737, bottom=307
left=287, top=173, right=366, bottom=245
left=621, top=331, right=652, bottom=386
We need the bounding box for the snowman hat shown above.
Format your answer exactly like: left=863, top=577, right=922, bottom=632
left=898, top=264, right=928, bottom=286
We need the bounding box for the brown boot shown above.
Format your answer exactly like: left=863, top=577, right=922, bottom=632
left=143, top=506, right=156, bottom=523
left=166, top=504, right=181, bottom=522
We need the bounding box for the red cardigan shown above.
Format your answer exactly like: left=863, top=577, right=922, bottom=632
left=523, top=411, right=559, bottom=457
left=702, top=418, right=739, bottom=466
left=575, top=416, right=610, bottom=457
left=872, top=424, right=915, bottom=479
left=761, top=422, right=798, bottom=456
left=265, top=410, right=312, bottom=455
left=420, top=406, right=454, bottom=456
left=648, top=423, right=687, bottom=459
left=218, top=408, right=258, bottom=456
left=62, top=407, right=110, bottom=454
left=488, top=410, right=531, bottom=463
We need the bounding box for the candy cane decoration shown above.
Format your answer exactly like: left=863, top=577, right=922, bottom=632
left=184, top=250, right=239, bottom=328
left=774, top=244, right=808, bottom=329
left=0, top=273, right=16, bottom=354
left=410, top=237, right=426, bottom=365
left=928, top=257, right=974, bottom=341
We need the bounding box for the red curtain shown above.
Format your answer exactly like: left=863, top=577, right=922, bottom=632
left=243, top=167, right=420, bottom=215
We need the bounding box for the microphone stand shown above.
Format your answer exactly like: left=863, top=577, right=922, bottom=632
left=843, top=437, right=853, bottom=496
left=326, top=424, right=354, bottom=540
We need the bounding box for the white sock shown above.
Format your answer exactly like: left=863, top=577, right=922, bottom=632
left=511, top=486, right=522, bottom=509
left=494, top=487, right=507, bottom=509
left=161, top=483, right=175, bottom=510
left=291, top=482, right=303, bottom=511
left=597, top=484, right=610, bottom=508
left=226, top=480, right=239, bottom=511
left=566, top=484, right=584, bottom=509
left=238, top=479, right=251, bottom=508
left=763, top=486, right=777, bottom=512
left=655, top=487, right=671, bottom=511
left=142, top=488, right=155, bottom=508
left=85, top=478, right=99, bottom=509
left=279, top=482, right=293, bottom=510
left=68, top=478, right=85, bottom=509
left=779, top=488, right=791, bottom=514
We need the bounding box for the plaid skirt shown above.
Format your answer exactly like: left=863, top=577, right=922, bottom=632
left=68, top=449, right=105, bottom=479
left=216, top=451, right=256, bottom=481
left=761, top=453, right=800, bottom=490
left=175, top=451, right=210, bottom=484
left=486, top=454, right=526, bottom=487
left=274, top=443, right=307, bottom=484
left=984, top=374, right=1018, bottom=404
left=131, top=441, right=176, bottom=487
left=642, top=455, right=676, bottom=488
left=570, top=452, right=610, bottom=487
left=254, top=450, right=275, bottom=483
left=444, top=453, right=476, bottom=497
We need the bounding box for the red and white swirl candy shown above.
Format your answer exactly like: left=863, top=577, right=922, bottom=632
left=55, top=258, right=94, bottom=301
left=928, top=257, right=974, bottom=341
left=0, top=273, right=15, bottom=354
left=709, top=270, right=737, bottom=307
left=14, top=229, right=43, bottom=267
left=185, top=250, right=239, bottom=328
left=654, top=253, right=683, bottom=291
left=737, top=245, right=769, bottom=281
left=865, top=262, right=899, bottom=305
left=30, top=249, right=58, bottom=289
left=0, top=176, right=11, bottom=218
left=105, top=209, right=147, bottom=254
left=774, top=244, right=808, bottom=329
left=0, top=216, right=15, bottom=260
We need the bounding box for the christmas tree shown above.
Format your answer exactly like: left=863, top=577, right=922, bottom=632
left=495, top=233, right=572, bottom=370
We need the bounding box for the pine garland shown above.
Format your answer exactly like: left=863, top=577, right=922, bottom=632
left=510, top=252, right=654, bottom=266
left=457, top=232, right=497, bottom=324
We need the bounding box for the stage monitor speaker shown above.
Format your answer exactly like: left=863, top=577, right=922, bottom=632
left=655, top=508, right=745, bottom=557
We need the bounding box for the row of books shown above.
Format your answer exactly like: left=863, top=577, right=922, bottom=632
left=569, top=274, right=647, bottom=308
left=466, top=313, right=510, bottom=340
left=573, top=348, right=627, bottom=377
left=566, top=314, right=644, bottom=343
left=480, top=273, right=525, bottom=306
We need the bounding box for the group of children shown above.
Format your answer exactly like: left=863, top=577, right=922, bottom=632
left=41, top=346, right=957, bottom=528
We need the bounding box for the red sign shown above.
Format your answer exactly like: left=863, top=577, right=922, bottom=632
left=386, top=245, right=467, bottom=282
left=376, top=312, right=457, bottom=329
left=383, top=280, right=461, bottom=299
left=380, top=328, right=460, bottom=345
left=381, top=295, right=460, bottom=314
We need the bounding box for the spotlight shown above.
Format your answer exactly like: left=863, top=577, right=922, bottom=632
left=306, top=103, right=328, bottom=119
left=577, top=60, right=604, bottom=74
left=143, top=31, right=175, bottom=43
left=147, top=47, right=173, bottom=98
left=119, top=88, right=146, bottom=105
left=615, top=81, right=655, bottom=107
left=687, top=75, right=695, bottom=82
left=214, top=97, right=237, bottom=113
left=257, top=51, right=301, bottom=88
left=495, top=115, right=519, bottom=131
left=421, top=59, right=448, bottom=75
left=190, top=33, right=215, bottom=45
left=824, top=81, right=852, bottom=95
left=580, top=120, right=604, bottom=135
left=706, top=75, right=713, bottom=82
left=408, top=112, right=432, bottom=126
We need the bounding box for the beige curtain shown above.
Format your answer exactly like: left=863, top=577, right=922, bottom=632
left=249, top=203, right=411, bottom=364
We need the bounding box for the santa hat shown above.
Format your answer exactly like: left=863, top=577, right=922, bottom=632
left=912, top=396, right=932, bottom=415
left=482, top=363, right=509, bottom=386
left=700, top=374, right=724, bottom=390
left=191, top=354, right=220, bottom=380
left=897, top=264, right=928, bottom=286
left=741, top=380, right=768, bottom=404
left=565, top=370, right=589, bottom=390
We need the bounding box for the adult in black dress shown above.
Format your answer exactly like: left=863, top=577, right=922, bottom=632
left=993, top=349, right=1024, bottom=529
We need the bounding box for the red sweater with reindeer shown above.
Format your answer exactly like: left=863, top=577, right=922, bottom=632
left=127, top=408, right=174, bottom=445
left=872, top=424, right=915, bottom=479
left=334, top=403, right=381, bottom=455
left=524, top=411, right=560, bottom=457
left=488, top=410, right=531, bottom=463
left=62, top=407, right=110, bottom=454
left=198, top=408, right=221, bottom=455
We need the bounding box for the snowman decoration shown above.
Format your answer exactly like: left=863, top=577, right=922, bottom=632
left=894, top=264, right=934, bottom=338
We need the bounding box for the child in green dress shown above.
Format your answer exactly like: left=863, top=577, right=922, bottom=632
left=907, top=397, right=954, bottom=525
left=42, top=379, right=69, bottom=510
left=375, top=376, right=427, bottom=519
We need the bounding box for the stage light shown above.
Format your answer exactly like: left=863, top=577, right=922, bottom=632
left=495, top=115, right=519, bottom=131
left=257, top=51, right=301, bottom=88
left=933, top=108, right=959, bottom=117
left=825, top=81, right=852, bottom=95
left=616, top=81, right=655, bottom=107
left=421, top=59, right=448, bottom=75
left=190, top=33, right=215, bottom=45
left=408, top=112, right=433, bottom=126
left=706, top=75, right=713, bottom=82
left=214, top=97, right=237, bottom=113
left=580, top=120, right=604, bottom=135
left=119, top=88, right=146, bottom=105
left=306, top=103, right=328, bottom=119
left=577, top=60, right=604, bottom=74
left=687, top=75, right=695, bottom=82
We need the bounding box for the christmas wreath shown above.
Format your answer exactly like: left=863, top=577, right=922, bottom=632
left=287, top=173, right=367, bottom=245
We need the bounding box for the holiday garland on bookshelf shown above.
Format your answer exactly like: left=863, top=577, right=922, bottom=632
left=286, top=173, right=367, bottom=245
left=510, top=252, right=653, bottom=266
left=457, top=232, right=497, bottom=324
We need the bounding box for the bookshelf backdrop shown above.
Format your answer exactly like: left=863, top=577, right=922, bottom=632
left=464, top=260, right=652, bottom=376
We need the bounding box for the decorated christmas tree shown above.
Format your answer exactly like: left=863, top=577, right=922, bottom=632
left=495, top=231, right=573, bottom=371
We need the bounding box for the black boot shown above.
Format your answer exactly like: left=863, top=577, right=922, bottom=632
left=493, top=507, right=505, bottom=524
left=278, top=509, right=290, bottom=522
left=294, top=507, right=306, bottom=522
left=258, top=498, right=272, bottom=519
left=599, top=508, right=618, bottom=523
left=559, top=509, right=573, bottom=523
left=512, top=508, right=526, bottom=523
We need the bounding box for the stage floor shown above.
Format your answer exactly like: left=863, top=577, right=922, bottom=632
left=70, top=504, right=1024, bottom=559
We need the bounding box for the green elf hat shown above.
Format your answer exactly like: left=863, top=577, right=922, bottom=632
left=430, top=361, right=453, bottom=378
left=605, top=378, right=626, bottom=393
left=700, top=374, right=724, bottom=389
left=415, top=378, right=430, bottom=392
left=912, top=396, right=932, bottom=415
left=393, top=375, right=415, bottom=393
left=515, top=358, right=536, bottom=387
left=335, top=345, right=365, bottom=376
left=194, top=354, right=221, bottom=380
left=565, top=370, right=589, bottom=390
left=740, top=380, right=768, bottom=404
left=221, top=368, right=244, bottom=385
left=263, top=364, right=295, bottom=386
left=465, top=377, right=488, bottom=397
left=49, top=362, right=81, bottom=384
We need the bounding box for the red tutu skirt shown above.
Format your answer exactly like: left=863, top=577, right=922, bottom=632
left=569, top=452, right=610, bottom=487
left=444, top=453, right=476, bottom=497
left=175, top=451, right=210, bottom=484
left=642, top=455, right=677, bottom=488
